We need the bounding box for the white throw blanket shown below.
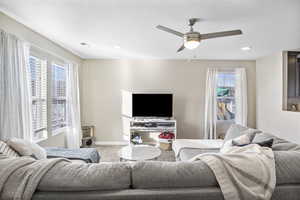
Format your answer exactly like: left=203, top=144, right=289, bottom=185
left=0, top=155, right=68, bottom=200
left=190, top=144, right=276, bottom=200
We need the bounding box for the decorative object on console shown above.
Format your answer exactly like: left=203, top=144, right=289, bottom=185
left=159, top=132, right=175, bottom=140
left=158, top=132, right=175, bottom=150
left=131, top=134, right=143, bottom=145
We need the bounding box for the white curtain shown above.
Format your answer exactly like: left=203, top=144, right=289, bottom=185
left=235, top=68, right=248, bottom=126
left=0, top=30, right=33, bottom=141
left=65, top=63, right=82, bottom=148
left=204, top=68, right=218, bottom=139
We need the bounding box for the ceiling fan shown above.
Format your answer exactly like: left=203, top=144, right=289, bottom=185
left=156, top=18, right=242, bottom=52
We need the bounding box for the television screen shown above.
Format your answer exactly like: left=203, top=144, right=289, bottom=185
left=132, top=93, right=173, bottom=117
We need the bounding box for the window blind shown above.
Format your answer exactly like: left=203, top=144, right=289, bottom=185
left=29, top=56, right=48, bottom=140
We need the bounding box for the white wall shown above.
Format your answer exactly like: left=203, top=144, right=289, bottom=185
left=80, top=59, right=256, bottom=142
left=256, top=52, right=300, bottom=144
left=0, top=11, right=82, bottom=147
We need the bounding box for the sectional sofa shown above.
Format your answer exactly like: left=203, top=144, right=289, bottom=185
left=1, top=132, right=300, bottom=200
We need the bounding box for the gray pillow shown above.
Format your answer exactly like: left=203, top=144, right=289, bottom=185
left=252, top=132, right=280, bottom=144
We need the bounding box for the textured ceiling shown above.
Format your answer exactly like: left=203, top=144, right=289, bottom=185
left=0, top=0, right=299, bottom=59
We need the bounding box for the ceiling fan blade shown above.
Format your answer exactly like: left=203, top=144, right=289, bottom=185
left=156, top=25, right=184, bottom=37
left=200, top=30, right=242, bottom=40
left=177, top=45, right=185, bottom=52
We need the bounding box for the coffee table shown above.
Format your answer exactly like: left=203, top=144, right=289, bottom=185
left=119, top=145, right=162, bottom=161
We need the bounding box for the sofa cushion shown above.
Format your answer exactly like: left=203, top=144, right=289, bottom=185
left=0, top=140, right=19, bottom=157
left=38, top=162, right=132, bottom=191
left=274, top=151, right=300, bottom=185
left=132, top=161, right=218, bottom=189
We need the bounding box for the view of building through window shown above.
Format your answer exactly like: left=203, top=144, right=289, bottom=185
left=51, top=64, right=67, bottom=131
left=216, top=72, right=236, bottom=121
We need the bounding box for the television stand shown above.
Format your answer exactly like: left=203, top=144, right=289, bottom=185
left=122, top=117, right=177, bottom=145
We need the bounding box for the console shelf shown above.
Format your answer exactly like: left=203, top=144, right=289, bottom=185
left=122, top=117, right=177, bottom=145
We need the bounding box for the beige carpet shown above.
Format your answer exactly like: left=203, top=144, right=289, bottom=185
left=96, top=145, right=176, bottom=162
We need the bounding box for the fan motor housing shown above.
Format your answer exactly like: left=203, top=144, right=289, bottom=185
left=184, top=32, right=201, bottom=43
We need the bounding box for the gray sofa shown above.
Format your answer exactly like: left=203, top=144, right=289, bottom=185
left=2, top=132, right=300, bottom=200
left=32, top=132, right=300, bottom=200
left=32, top=149, right=300, bottom=200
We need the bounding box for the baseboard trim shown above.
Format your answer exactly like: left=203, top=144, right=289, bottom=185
left=95, top=141, right=128, bottom=146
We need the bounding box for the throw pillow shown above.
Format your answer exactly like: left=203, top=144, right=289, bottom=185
left=7, top=138, right=33, bottom=156
left=252, top=132, right=279, bottom=144
left=0, top=140, right=20, bottom=157
left=7, top=138, right=47, bottom=159
left=224, top=124, right=258, bottom=142
left=232, top=129, right=257, bottom=146
left=30, top=142, right=47, bottom=159
left=254, top=138, right=274, bottom=148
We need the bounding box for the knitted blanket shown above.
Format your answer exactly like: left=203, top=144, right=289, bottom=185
left=191, top=144, right=276, bottom=200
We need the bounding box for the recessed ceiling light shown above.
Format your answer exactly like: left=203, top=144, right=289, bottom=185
left=80, top=42, right=88, bottom=46
left=114, top=45, right=121, bottom=49
left=241, top=46, right=251, bottom=51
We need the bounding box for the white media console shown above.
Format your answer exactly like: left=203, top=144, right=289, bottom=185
left=122, top=117, right=177, bottom=145
left=121, top=90, right=176, bottom=145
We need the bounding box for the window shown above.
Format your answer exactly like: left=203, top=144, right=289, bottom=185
left=216, top=71, right=236, bottom=121
left=51, top=63, right=67, bottom=131
left=29, top=56, right=48, bottom=141
left=29, top=50, right=68, bottom=142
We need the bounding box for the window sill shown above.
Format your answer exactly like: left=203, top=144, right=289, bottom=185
left=34, top=136, right=48, bottom=144
left=52, top=127, right=68, bottom=136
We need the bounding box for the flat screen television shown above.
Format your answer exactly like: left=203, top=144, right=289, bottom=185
left=132, top=93, right=173, bottom=117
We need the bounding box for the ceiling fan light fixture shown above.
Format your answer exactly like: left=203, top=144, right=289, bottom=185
left=241, top=46, right=251, bottom=51
left=184, top=40, right=200, bottom=49
left=184, top=33, right=201, bottom=49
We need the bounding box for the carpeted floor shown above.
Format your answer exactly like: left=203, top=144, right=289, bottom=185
left=96, top=145, right=176, bottom=162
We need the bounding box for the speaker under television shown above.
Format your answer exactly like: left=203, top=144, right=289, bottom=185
left=122, top=91, right=173, bottom=118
